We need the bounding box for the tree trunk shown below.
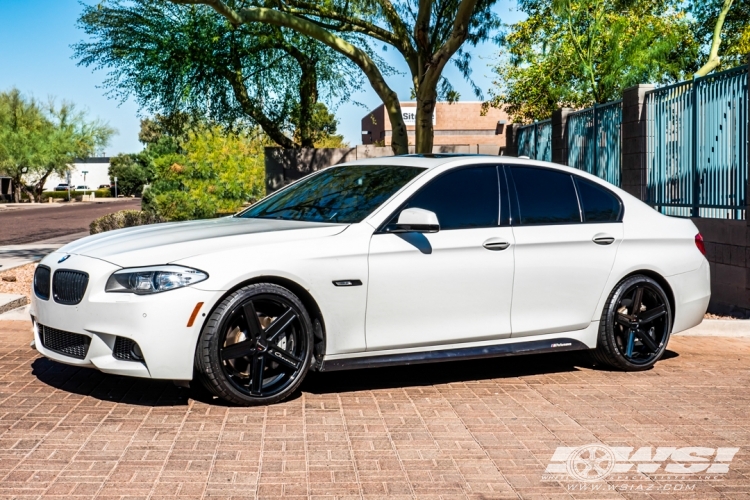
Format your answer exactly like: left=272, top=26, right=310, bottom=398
left=415, top=88, right=437, bottom=153
left=297, top=56, right=318, bottom=148
left=33, top=170, right=54, bottom=202
left=12, top=179, right=22, bottom=203
left=384, top=95, right=409, bottom=155
left=695, top=0, right=734, bottom=77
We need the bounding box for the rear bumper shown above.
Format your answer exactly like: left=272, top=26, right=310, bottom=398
left=666, top=258, right=711, bottom=334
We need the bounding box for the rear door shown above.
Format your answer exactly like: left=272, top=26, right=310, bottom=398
left=507, top=166, right=623, bottom=337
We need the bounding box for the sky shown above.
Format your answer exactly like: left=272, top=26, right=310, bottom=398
left=0, top=1, right=524, bottom=155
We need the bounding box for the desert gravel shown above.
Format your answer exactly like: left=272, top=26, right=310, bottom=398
left=0, top=263, right=35, bottom=300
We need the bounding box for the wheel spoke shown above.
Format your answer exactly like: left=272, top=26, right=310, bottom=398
left=635, top=329, right=659, bottom=352
left=265, top=308, right=297, bottom=342
left=250, top=353, right=265, bottom=395
left=639, top=304, right=666, bottom=324
left=631, top=287, right=644, bottom=314
left=242, top=301, right=263, bottom=341
left=221, top=339, right=255, bottom=360
left=266, top=345, right=302, bottom=371
left=616, top=314, right=633, bottom=327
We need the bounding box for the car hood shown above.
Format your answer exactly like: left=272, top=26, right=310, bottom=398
left=58, top=217, right=348, bottom=268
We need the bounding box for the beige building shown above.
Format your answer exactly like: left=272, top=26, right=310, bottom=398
left=360, top=101, right=509, bottom=148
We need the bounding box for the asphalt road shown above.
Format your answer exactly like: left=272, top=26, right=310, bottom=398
left=0, top=199, right=141, bottom=245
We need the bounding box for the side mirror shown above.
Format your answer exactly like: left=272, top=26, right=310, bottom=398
left=389, top=208, right=440, bottom=233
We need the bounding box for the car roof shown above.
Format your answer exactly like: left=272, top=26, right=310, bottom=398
left=337, top=153, right=576, bottom=172
left=333, top=154, right=632, bottom=197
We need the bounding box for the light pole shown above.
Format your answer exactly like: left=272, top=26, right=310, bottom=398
left=82, top=171, right=88, bottom=197
left=114, top=176, right=118, bottom=198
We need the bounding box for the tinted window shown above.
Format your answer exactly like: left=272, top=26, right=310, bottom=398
left=510, top=167, right=581, bottom=225
left=390, top=166, right=500, bottom=230
left=240, top=165, right=424, bottom=223
left=575, top=177, right=622, bottom=222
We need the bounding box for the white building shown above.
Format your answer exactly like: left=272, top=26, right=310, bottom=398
left=43, top=157, right=111, bottom=191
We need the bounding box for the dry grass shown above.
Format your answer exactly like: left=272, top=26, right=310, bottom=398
left=0, top=263, right=35, bottom=300
left=704, top=312, right=743, bottom=320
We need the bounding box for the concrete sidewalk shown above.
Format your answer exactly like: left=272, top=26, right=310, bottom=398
left=0, top=231, right=88, bottom=271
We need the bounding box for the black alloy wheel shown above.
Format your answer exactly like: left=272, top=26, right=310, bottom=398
left=195, top=283, right=313, bottom=405
left=592, top=275, right=672, bottom=371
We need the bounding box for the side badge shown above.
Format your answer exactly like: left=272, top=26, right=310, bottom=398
left=58, top=255, right=71, bottom=264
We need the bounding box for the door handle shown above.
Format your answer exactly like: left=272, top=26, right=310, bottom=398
left=483, top=239, right=510, bottom=251
left=592, top=234, right=615, bottom=245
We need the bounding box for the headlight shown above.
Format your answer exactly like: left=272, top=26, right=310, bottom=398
left=105, top=265, right=208, bottom=294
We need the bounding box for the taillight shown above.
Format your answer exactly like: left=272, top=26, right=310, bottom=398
left=695, top=233, right=706, bottom=256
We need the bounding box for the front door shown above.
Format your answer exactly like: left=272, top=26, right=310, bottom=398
left=506, top=166, right=623, bottom=337
left=366, top=166, right=515, bottom=351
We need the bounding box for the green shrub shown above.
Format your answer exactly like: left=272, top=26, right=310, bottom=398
left=43, top=189, right=112, bottom=200
left=90, top=210, right=166, bottom=234
left=142, top=126, right=265, bottom=221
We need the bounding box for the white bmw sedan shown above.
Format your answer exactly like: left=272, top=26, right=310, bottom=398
left=30, top=155, right=710, bottom=405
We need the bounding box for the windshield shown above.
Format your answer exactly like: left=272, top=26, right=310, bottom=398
left=238, top=164, right=425, bottom=223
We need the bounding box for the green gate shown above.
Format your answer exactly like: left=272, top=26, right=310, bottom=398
left=567, top=100, right=622, bottom=186
left=646, top=65, right=748, bottom=219
left=516, top=119, right=552, bottom=162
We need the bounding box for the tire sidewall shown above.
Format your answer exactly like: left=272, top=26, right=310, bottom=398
left=198, top=283, right=314, bottom=405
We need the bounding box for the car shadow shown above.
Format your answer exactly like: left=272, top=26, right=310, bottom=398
left=31, top=357, right=191, bottom=407
left=31, top=349, right=680, bottom=407
left=302, top=350, right=591, bottom=394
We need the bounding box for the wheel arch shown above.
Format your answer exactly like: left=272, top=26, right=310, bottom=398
left=619, top=269, right=676, bottom=327
left=196, top=275, right=328, bottom=369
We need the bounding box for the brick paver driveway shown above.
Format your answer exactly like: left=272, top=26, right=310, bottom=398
left=0, top=319, right=748, bottom=499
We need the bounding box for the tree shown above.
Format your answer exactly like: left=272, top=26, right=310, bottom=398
left=486, top=0, right=698, bottom=122
left=692, top=0, right=748, bottom=76
left=0, top=89, right=114, bottom=202
left=142, top=125, right=266, bottom=220
left=108, top=154, right=152, bottom=196
left=75, top=0, right=363, bottom=148
left=167, top=0, right=500, bottom=154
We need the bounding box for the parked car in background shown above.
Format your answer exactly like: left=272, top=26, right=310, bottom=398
left=54, top=184, right=70, bottom=191
left=75, top=185, right=92, bottom=191
left=30, top=155, right=710, bottom=406
left=98, top=184, right=111, bottom=189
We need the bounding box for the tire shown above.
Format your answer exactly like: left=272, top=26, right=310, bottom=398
left=592, top=275, right=672, bottom=371
left=195, top=283, right=314, bottom=406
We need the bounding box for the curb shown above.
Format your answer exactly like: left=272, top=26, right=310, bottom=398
left=0, top=294, right=28, bottom=315
left=676, top=319, right=750, bottom=338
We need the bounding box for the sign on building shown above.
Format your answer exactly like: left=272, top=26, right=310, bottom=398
left=400, top=107, right=436, bottom=126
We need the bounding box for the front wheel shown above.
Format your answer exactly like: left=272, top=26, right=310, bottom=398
left=592, top=275, right=672, bottom=371
left=195, top=283, right=314, bottom=405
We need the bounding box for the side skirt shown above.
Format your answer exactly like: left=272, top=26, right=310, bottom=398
left=319, top=338, right=589, bottom=372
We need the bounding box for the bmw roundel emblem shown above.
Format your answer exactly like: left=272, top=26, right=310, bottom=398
left=58, top=255, right=71, bottom=264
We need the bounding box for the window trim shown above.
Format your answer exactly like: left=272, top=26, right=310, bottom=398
left=375, top=164, right=504, bottom=233
left=506, top=165, right=625, bottom=226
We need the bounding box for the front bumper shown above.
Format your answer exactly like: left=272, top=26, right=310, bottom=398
left=31, top=253, right=223, bottom=380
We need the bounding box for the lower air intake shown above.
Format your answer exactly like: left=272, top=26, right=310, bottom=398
left=39, top=324, right=90, bottom=360
left=113, top=337, right=143, bottom=362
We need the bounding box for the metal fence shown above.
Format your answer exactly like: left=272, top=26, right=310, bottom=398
left=516, top=119, right=552, bottom=162
left=646, top=65, right=748, bottom=219
left=567, top=100, right=622, bottom=186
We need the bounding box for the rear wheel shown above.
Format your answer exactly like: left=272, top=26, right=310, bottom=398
left=195, top=283, right=313, bottom=405
left=592, top=275, right=672, bottom=371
